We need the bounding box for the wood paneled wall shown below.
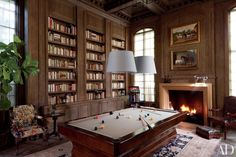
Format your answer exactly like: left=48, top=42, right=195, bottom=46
left=25, top=0, right=236, bottom=111
left=130, top=0, right=236, bottom=109
left=24, top=0, right=129, bottom=117
left=160, top=1, right=216, bottom=106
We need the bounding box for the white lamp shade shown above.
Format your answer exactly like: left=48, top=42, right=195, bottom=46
left=107, top=51, right=137, bottom=73
left=135, top=56, right=157, bottom=74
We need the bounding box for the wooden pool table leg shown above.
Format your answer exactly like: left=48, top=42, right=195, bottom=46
left=132, top=127, right=177, bottom=157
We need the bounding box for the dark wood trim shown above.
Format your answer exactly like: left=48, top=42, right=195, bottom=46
left=15, top=0, right=26, bottom=105
left=215, top=0, right=236, bottom=108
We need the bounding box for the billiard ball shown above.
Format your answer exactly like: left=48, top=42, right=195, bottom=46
left=116, top=116, right=119, bottom=119
left=109, top=111, right=113, bottom=115
left=100, top=124, right=105, bottom=129
left=94, top=126, right=98, bottom=130
left=147, top=113, right=150, bottom=116
left=102, top=120, right=104, bottom=123
left=138, top=117, right=141, bottom=121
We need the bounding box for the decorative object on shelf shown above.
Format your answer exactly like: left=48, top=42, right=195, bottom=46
left=134, top=56, right=156, bottom=74
left=171, top=49, right=198, bottom=70
left=170, top=22, right=200, bottom=46
left=107, top=50, right=137, bottom=73
left=163, top=75, right=171, bottom=83
left=194, top=75, right=208, bottom=83
left=0, top=35, right=39, bottom=110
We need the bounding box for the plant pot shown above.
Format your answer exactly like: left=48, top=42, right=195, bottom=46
left=0, top=109, right=11, bottom=148
left=0, top=110, right=10, bottom=132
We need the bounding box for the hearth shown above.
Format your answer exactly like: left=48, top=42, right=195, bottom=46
left=169, top=90, right=204, bottom=125
left=159, top=83, right=212, bottom=125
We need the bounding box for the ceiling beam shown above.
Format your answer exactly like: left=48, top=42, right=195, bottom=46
left=140, top=0, right=165, bottom=14
left=106, top=0, right=137, bottom=13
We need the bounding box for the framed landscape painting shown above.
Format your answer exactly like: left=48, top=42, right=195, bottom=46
left=171, top=49, right=198, bottom=70
left=170, top=22, right=200, bottom=46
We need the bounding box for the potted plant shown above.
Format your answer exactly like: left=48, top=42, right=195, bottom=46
left=0, top=35, right=39, bottom=147
left=0, top=35, right=39, bottom=110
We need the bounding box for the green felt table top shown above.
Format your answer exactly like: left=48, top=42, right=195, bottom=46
left=68, top=108, right=178, bottom=140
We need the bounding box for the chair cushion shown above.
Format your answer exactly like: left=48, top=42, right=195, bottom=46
left=12, top=126, right=44, bottom=138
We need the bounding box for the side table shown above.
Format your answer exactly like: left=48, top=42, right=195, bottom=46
left=45, top=112, right=65, bottom=138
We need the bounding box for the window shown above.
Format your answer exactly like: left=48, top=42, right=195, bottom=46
left=229, top=7, right=236, bottom=96
left=0, top=0, right=16, bottom=105
left=134, top=28, right=155, bottom=101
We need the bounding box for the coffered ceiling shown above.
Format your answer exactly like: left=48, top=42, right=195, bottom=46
left=78, top=0, right=209, bottom=22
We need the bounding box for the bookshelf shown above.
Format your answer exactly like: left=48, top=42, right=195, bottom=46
left=111, top=37, right=126, bottom=98
left=47, top=16, right=78, bottom=106
left=85, top=29, right=106, bottom=100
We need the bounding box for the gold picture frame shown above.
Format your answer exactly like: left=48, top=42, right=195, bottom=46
left=170, top=22, right=200, bottom=46
left=171, top=49, right=198, bottom=70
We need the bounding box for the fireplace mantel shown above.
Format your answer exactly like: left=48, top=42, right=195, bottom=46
left=159, top=83, right=212, bottom=125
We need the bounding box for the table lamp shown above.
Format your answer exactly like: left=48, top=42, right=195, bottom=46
left=106, top=50, right=137, bottom=73
left=134, top=56, right=156, bottom=106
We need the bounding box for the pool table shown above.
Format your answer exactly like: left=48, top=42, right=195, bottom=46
left=58, top=107, right=187, bottom=157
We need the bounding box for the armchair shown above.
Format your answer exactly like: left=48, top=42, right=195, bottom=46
left=10, top=105, right=48, bottom=155
left=208, top=96, right=236, bottom=139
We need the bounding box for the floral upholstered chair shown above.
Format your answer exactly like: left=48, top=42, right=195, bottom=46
left=10, top=105, right=48, bottom=154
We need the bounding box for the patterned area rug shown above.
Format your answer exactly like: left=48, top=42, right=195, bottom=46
left=152, top=134, right=193, bottom=157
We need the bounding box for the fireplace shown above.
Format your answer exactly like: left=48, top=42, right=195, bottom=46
left=169, top=90, right=204, bottom=125
left=159, top=83, right=212, bottom=125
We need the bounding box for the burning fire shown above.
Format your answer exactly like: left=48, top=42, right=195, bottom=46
left=180, top=104, right=197, bottom=114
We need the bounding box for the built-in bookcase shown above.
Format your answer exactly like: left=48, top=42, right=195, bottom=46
left=47, top=16, right=77, bottom=106
left=111, top=37, right=126, bottom=98
left=85, top=29, right=106, bottom=100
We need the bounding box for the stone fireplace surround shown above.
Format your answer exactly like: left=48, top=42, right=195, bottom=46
left=159, top=83, right=212, bottom=125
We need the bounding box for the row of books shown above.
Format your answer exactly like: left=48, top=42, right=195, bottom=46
left=87, top=92, right=105, bottom=100
left=48, top=44, right=76, bottom=57
left=48, top=83, right=76, bottom=92
left=86, top=83, right=104, bottom=90
left=48, top=17, right=76, bottom=35
left=112, top=39, right=125, bottom=48
left=112, top=90, right=125, bottom=98
left=112, top=82, right=125, bottom=89
left=48, top=94, right=77, bottom=105
left=86, top=72, right=104, bottom=80
left=48, top=71, right=75, bottom=80
left=86, top=63, right=104, bottom=71
left=86, top=30, right=103, bottom=42
left=86, top=42, right=105, bottom=52
left=48, top=31, right=76, bottom=46
left=48, top=58, right=76, bottom=68
left=112, top=74, right=125, bottom=80
left=86, top=52, right=105, bottom=61
left=111, top=48, right=121, bottom=51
